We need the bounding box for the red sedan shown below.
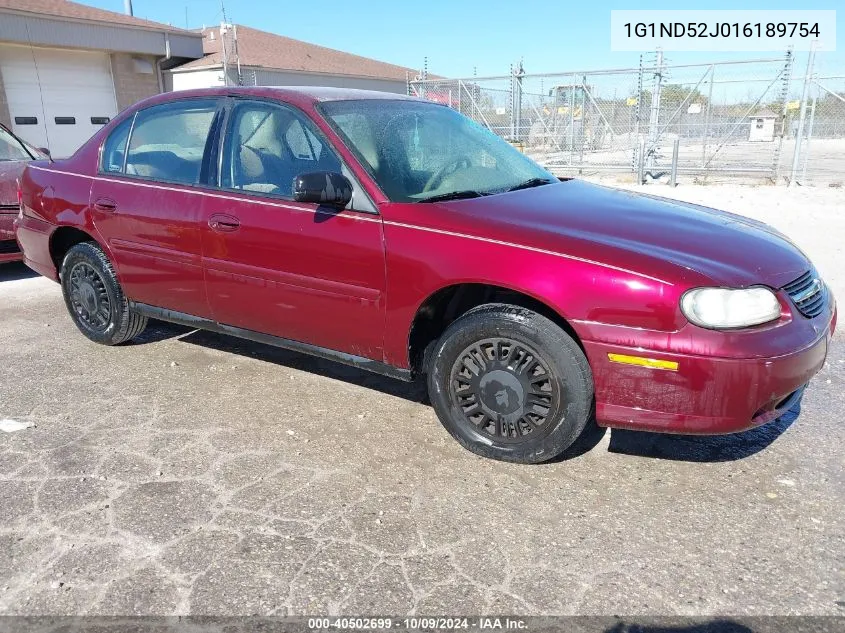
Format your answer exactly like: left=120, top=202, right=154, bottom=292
left=0, top=123, right=45, bottom=264
left=15, top=87, right=836, bottom=463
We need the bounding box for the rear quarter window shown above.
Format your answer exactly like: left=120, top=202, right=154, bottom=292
left=101, top=116, right=133, bottom=173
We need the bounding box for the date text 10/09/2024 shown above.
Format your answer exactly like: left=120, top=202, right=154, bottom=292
left=623, top=22, right=820, bottom=39
left=307, top=617, right=528, bottom=630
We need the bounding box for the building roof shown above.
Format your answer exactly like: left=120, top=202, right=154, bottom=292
left=175, top=24, right=420, bottom=81
left=0, top=0, right=194, bottom=33
left=752, top=109, right=779, bottom=118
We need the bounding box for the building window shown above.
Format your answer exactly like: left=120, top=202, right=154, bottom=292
left=55, top=117, right=76, bottom=125
left=14, top=117, right=37, bottom=125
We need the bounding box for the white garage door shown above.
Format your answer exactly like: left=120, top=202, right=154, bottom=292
left=1, top=44, right=118, bottom=158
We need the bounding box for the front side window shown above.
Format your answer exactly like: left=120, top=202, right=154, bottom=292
left=221, top=101, right=341, bottom=197
left=320, top=99, right=555, bottom=203
left=285, top=119, right=325, bottom=161
left=124, top=100, right=218, bottom=185
left=0, top=126, right=33, bottom=161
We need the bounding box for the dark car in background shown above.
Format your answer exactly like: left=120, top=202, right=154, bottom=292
left=0, top=123, right=45, bottom=264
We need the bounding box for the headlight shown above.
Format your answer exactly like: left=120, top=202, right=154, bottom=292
left=681, top=287, right=781, bottom=329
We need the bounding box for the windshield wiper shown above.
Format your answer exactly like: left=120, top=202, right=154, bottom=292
left=506, top=177, right=556, bottom=192
left=416, top=190, right=489, bottom=203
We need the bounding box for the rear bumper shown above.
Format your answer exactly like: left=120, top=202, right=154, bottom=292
left=14, top=213, right=58, bottom=281
left=585, top=305, right=835, bottom=434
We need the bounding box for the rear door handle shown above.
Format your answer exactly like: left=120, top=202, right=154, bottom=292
left=208, top=213, right=240, bottom=232
left=93, top=197, right=117, bottom=212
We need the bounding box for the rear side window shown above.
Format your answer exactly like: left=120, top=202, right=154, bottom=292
left=124, top=100, right=218, bottom=185
left=101, top=116, right=133, bottom=173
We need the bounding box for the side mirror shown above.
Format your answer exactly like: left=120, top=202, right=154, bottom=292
left=293, top=171, right=352, bottom=208
left=37, top=147, right=51, bottom=158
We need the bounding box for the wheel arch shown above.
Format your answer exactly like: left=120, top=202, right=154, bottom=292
left=49, top=226, right=102, bottom=277
left=407, top=281, right=584, bottom=376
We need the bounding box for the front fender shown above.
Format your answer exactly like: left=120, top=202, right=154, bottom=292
left=382, top=219, right=682, bottom=368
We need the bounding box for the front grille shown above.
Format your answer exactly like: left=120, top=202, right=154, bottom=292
left=0, top=239, right=21, bottom=255
left=783, top=270, right=827, bottom=318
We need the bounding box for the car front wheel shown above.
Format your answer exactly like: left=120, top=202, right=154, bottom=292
left=60, top=241, right=147, bottom=345
left=427, top=304, right=593, bottom=464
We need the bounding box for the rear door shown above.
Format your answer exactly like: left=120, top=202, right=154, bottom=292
left=201, top=98, right=387, bottom=360
left=89, top=98, right=222, bottom=318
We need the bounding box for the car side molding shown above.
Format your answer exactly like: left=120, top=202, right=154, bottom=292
left=128, top=302, right=413, bottom=382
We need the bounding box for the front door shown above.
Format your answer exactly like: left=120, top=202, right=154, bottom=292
left=201, top=99, right=386, bottom=360
left=90, top=98, right=220, bottom=318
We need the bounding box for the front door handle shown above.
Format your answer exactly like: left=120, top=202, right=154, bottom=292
left=208, top=213, right=240, bottom=232
left=93, top=197, right=117, bottom=212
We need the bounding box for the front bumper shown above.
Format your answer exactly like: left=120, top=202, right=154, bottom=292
left=583, top=301, right=836, bottom=434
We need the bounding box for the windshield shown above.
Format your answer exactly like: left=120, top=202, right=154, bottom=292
left=0, top=126, right=33, bottom=161
left=319, top=99, right=556, bottom=203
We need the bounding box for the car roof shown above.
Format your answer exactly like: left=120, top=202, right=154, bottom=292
left=129, top=86, right=423, bottom=113
left=266, top=86, right=421, bottom=102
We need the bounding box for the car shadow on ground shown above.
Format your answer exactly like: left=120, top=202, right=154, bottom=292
left=0, top=261, right=38, bottom=282
left=132, top=320, right=798, bottom=464
left=605, top=402, right=799, bottom=462
left=138, top=320, right=429, bottom=403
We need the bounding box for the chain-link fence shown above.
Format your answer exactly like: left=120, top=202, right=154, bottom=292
left=797, top=75, right=845, bottom=184
left=409, top=52, right=844, bottom=186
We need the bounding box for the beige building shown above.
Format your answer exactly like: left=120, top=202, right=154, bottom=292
left=0, top=0, right=203, bottom=157
left=166, top=24, right=419, bottom=95
left=0, top=1, right=425, bottom=158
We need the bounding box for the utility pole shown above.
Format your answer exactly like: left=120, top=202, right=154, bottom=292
left=646, top=49, right=664, bottom=172
left=233, top=24, right=242, bottom=85
left=790, top=42, right=817, bottom=185
left=632, top=54, right=643, bottom=175
left=220, top=0, right=230, bottom=87
left=513, top=60, right=524, bottom=142
left=221, top=22, right=229, bottom=86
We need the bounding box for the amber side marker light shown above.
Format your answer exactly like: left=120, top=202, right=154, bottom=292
left=607, top=353, right=679, bottom=371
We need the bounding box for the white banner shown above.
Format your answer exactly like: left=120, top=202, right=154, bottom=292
left=610, top=10, right=836, bottom=51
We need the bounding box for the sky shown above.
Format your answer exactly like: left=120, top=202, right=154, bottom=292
left=85, top=0, right=843, bottom=78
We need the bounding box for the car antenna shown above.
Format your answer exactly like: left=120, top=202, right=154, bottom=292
left=24, top=23, right=53, bottom=162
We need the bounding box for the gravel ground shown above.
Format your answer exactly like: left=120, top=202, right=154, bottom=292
left=0, top=183, right=842, bottom=618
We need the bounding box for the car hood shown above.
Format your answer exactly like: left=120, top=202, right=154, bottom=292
left=0, top=160, right=27, bottom=207
left=446, top=180, right=810, bottom=288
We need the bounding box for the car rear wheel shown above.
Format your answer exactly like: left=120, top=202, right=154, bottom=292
left=60, top=241, right=147, bottom=345
left=427, top=304, right=593, bottom=464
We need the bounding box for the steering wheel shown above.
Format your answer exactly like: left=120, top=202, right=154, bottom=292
left=423, top=156, right=473, bottom=192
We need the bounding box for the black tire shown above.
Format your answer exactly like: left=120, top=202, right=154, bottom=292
left=427, top=304, right=593, bottom=464
left=60, top=241, right=147, bottom=345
